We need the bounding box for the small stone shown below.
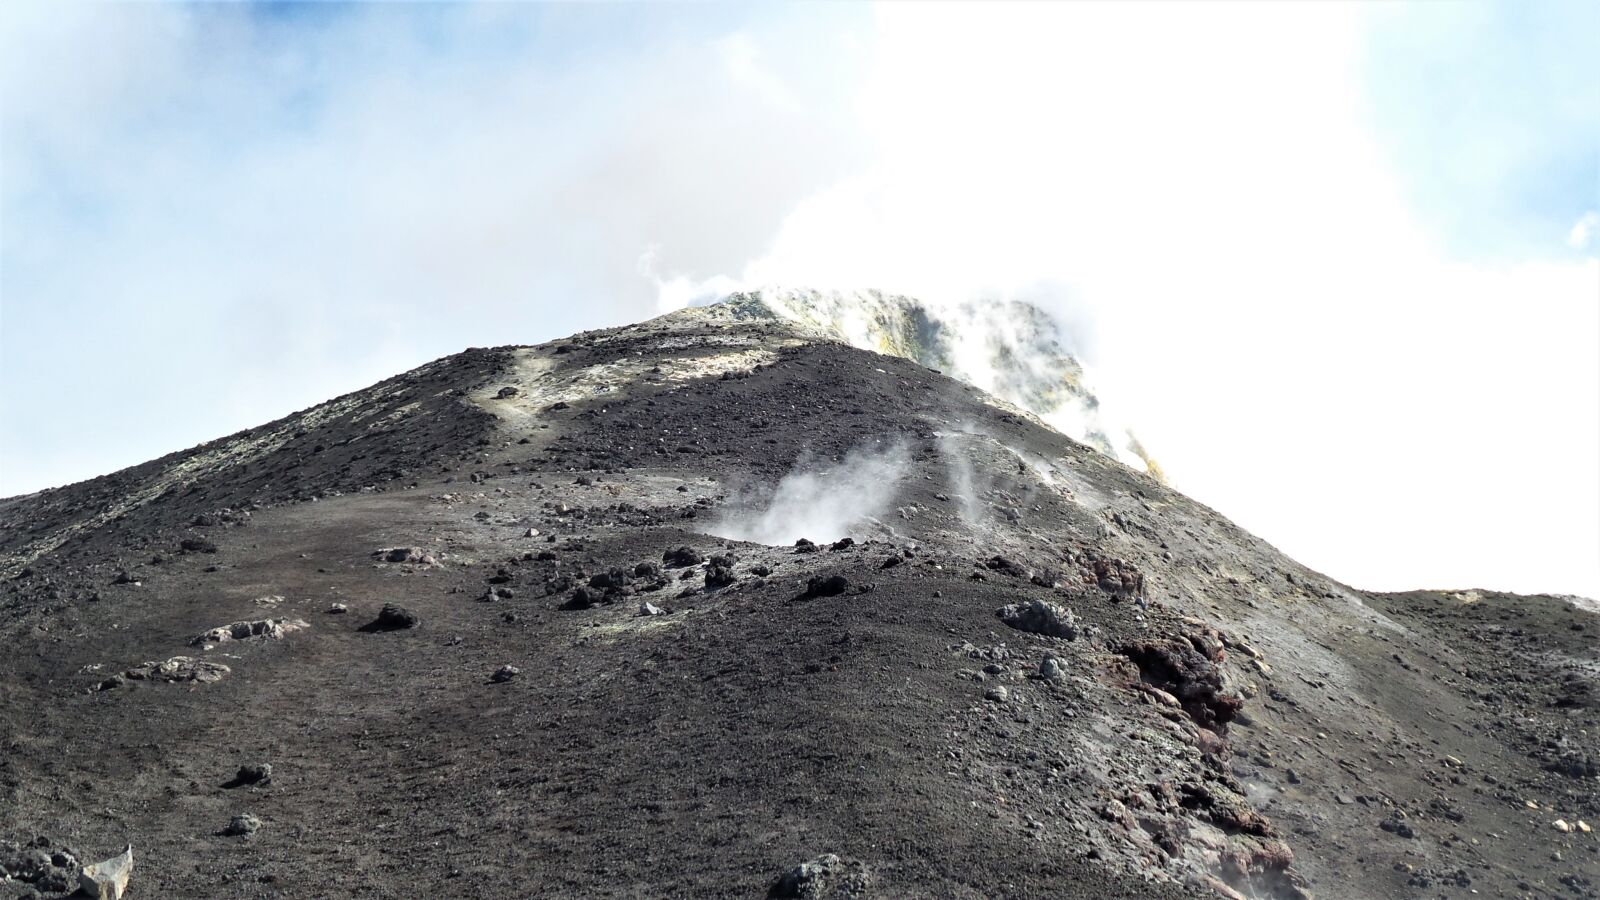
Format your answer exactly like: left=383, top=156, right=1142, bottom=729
left=235, top=763, right=272, bottom=786
left=327, top=603, right=348, bottom=614
left=1577, top=820, right=1591, bottom=833
left=222, top=814, right=262, bottom=837
left=1553, top=819, right=1571, bottom=833
left=1379, top=816, right=1416, bottom=839
left=369, top=604, right=418, bottom=630
left=639, top=602, right=665, bottom=617
left=376, top=547, right=437, bottom=565
left=524, top=528, right=540, bottom=538
left=490, top=665, right=519, bottom=683
left=985, top=685, right=1009, bottom=703
left=1039, top=657, right=1067, bottom=682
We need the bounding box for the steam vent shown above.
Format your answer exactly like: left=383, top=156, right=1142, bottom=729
left=1, top=294, right=1595, bottom=898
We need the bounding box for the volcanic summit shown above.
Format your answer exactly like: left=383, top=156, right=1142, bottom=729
left=1, top=295, right=1594, bottom=899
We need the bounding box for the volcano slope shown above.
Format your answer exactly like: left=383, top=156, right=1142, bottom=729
left=1, top=305, right=1595, bottom=900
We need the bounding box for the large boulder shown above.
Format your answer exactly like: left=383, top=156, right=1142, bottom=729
left=190, top=617, right=308, bottom=647
left=78, top=845, right=134, bottom=900
left=768, top=854, right=872, bottom=899
left=996, top=598, right=1079, bottom=639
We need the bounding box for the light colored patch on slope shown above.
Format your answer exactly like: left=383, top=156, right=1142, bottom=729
left=1557, top=593, right=1600, bottom=615
left=473, top=338, right=796, bottom=426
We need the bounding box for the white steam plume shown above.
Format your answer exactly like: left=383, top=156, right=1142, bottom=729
left=936, top=428, right=985, bottom=529
left=707, top=440, right=911, bottom=546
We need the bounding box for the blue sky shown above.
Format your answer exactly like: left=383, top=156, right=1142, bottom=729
left=2, top=1, right=1596, bottom=597
left=1363, top=1, right=1598, bottom=260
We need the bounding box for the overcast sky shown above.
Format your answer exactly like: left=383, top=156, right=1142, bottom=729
left=2, top=1, right=1596, bottom=598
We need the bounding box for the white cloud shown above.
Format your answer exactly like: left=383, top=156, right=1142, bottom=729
left=3, top=1, right=1594, bottom=599
left=1570, top=211, right=1600, bottom=252
left=652, top=2, right=1600, bottom=599
left=0, top=2, right=869, bottom=495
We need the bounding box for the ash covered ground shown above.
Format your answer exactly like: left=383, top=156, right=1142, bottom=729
left=1, top=304, right=1595, bottom=899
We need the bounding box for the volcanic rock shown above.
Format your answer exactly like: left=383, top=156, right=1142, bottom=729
left=768, top=853, right=871, bottom=899
left=78, top=845, right=134, bottom=900
left=190, top=617, right=308, bottom=647
left=662, top=546, right=702, bottom=568
left=802, top=574, right=850, bottom=598
left=366, top=604, right=418, bottom=631
left=221, top=814, right=262, bottom=837
left=996, top=598, right=1079, bottom=639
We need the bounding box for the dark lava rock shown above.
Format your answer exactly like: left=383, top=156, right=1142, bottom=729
left=561, top=587, right=598, bottom=610
left=229, top=763, right=273, bottom=787
left=706, top=565, right=736, bottom=588
left=1550, top=745, right=1598, bottom=778
left=1121, top=636, right=1243, bottom=732
left=180, top=537, right=219, bottom=554
left=495, top=386, right=519, bottom=398
left=633, top=561, right=662, bottom=579
left=802, top=574, right=850, bottom=598
left=986, top=555, right=1031, bottom=578
left=366, top=604, right=419, bottom=631
left=589, top=568, right=631, bottom=590
left=794, top=539, right=818, bottom=554
left=1, top=847, right=53, bottom=883
left=768, top=853, right=871, bottom=899
left=996, top=598, right=1079, bottom=640
left=490, top=665, right=519, bottom=683
left=1379, top=816, right=1416, bottom=839
left=662, top=546, right=703, bottom=568
left=377, top=547, right=437, bottom=565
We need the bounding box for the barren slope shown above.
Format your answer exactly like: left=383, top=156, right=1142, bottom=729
left=1, top=307, right=1594, bottom=899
